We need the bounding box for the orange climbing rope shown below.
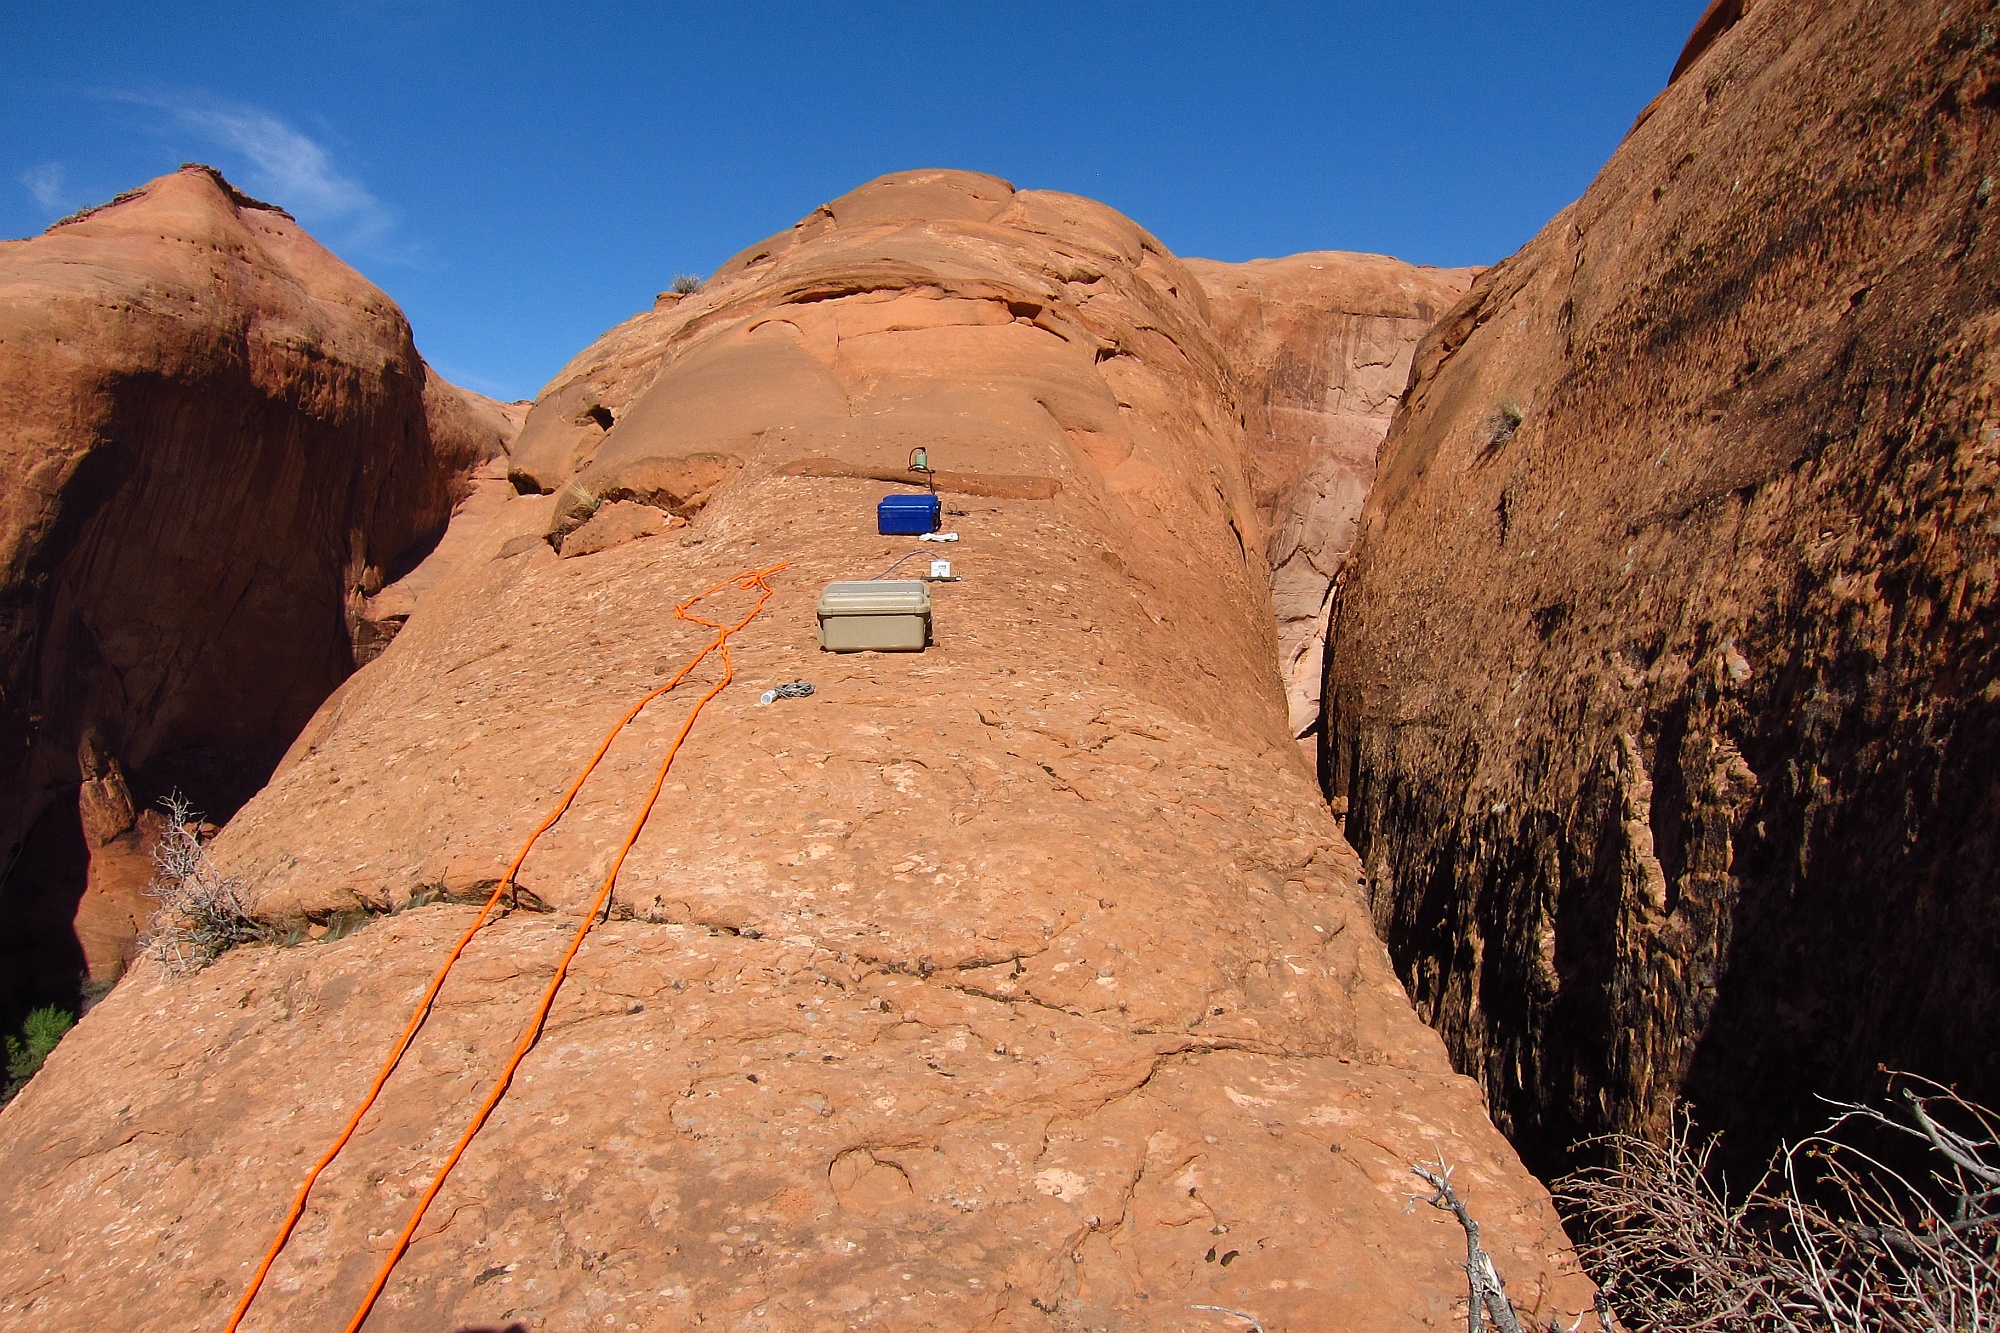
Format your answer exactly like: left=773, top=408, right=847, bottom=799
left=224, top=563, right=786, bottom=1333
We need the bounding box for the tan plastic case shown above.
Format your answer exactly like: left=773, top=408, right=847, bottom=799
left=816, top=579, right=931, bottom=652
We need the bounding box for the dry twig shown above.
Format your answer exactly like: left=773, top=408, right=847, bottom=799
left=1412, top=1154, right=1532, bottom=1333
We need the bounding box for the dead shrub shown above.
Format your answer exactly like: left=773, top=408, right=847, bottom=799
left=1560, top=1078, right=2000, bottom=1332
left=140, top=796, right=263, bottom=972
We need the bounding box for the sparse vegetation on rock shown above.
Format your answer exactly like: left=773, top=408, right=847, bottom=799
left=1411, top=1154, right=1540, bottom=1333
left=139, top=798, right=261, bottom=974
left=1481, top=400, right=1523, bottom=454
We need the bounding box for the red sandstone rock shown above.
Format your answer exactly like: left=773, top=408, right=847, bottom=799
left=1667, top=0, right=1749, bottom=84
left=1324, top=0, right=2000, bottom=1173
left=0, top=165, right=513, bottom=1014
left=0, top=171, right=1588, bottom=1331
left=558, top=497, right=681, bottom=558
left=1188, top=254, right=1475, bottom=742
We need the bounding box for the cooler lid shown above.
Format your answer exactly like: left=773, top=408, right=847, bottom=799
left=817, top=579, right=932, bottom=615
left=878, top=493, right=940, bottom=511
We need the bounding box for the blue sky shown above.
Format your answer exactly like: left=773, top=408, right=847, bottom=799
left=4, top=2, right=1706, bottom=401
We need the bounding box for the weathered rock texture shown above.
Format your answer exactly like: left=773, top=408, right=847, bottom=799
left=1323, top=0, right=2000, bottom=1174
left=0, top=165, right=512, bottom=1010
left=0, top=171, right=1587, bottom=1331
left=1188, top=254, right=1475, bottom=743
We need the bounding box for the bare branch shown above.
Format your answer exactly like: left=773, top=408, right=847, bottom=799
left=1907, top=1091, right=2000, bottom=1187
left=1413, top=1157, right=1529, bottom=1333
left=1560, top=1083, right=2000, bottom=1333
left=140, top=795, right=262, bottom=972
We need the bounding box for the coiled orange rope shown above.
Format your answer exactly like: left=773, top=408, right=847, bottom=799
left=224, top=564, right=786, bottom=1331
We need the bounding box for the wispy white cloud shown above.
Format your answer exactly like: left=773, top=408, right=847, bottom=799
left=108, top=90, right=411, bottom=260
left=18, top=162, right=73, bottom=215
left=431, top=364, right=523, bottom=401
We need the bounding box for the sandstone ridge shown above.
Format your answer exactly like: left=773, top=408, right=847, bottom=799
left=0, top=170, right=1586, bottom=1331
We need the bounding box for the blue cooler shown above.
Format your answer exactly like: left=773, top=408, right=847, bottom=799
left=878, top=493, right=941, bottom=535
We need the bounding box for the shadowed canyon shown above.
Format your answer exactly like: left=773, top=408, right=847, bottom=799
left=0, top=0, right=1995, bottom=1328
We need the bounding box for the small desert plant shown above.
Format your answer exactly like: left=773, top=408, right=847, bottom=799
left=140, top=796, right=262, bottom=973
left=1483, top=401, right=1525, bottom=454
left=669, top=272, right=702, bottom=294
left=1560, top=1079, right=2000, bottom=1332
left=2, top=1005, right=74, bottom=1101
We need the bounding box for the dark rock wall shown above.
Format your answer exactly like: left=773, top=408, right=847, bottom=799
left=1322, top=0, right=2000, bottom=1173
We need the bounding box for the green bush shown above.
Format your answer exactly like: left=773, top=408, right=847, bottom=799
left=3, top=1006, right=74, bottom=1101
